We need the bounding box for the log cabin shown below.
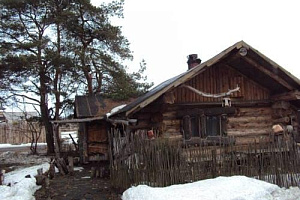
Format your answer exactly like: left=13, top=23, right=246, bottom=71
left=109, top=41, right=300, bottom=146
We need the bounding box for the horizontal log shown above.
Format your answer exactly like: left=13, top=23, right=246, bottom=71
left=236, top=107, right=272, bottom=117
left=227, top=129, right=271, bottom=137
left=228, top=116, right=272, bottom=123
left=177, top=107, right=236, bottom=117
left=164, top=128, right=180, bottom=133
left=228, top=122, right=270, bottom=129
left=162, top=111, right=177, bottom=119
left=163, top=119, right=180, bottom=126
left=272, top=109, right=293, bottom=118
left=272, top=101, right=290, bottom=110
left=273, top=117, right=290, bottom=124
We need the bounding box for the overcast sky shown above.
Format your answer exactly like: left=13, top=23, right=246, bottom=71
left=92, top=0, right=300, bottom=86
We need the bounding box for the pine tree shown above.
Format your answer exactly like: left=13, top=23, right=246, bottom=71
left=0, top=0, right=153, bottom=153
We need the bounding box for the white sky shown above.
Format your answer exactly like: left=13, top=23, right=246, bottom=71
left=92, top=0, right=300, bottom=86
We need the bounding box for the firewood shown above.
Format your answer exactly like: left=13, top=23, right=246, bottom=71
left=0, top=169, right=5, bottom=185
left=91, top=167, right=96, bottom=178
left=67, top=156, right=74, bottom=176
left=49, top=162, right=55, bottom=179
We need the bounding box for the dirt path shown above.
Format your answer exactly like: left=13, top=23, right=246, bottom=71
left=34, top=165, right=123, bottom=200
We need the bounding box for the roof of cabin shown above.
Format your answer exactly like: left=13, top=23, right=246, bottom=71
left=74, top=95, right=132, bottom=118
left=110, top=41, right=300, bottom=118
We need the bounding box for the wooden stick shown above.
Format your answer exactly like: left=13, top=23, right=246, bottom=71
left=0, top=169, right=5, bottom=185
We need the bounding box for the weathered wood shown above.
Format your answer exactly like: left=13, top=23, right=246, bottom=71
left=0, top=169, right=5, bottom=185
left=228, top=122, right=270, bottom=129
left=69, top=134, right=78, bottom=151
left=228, top=116, right=272, bottom=123
left=49, top=162, right=55, bottom=179
left=236, top=107, right=272, bottom=117
left=67, top=156, right=74, bottom=176
left=272, top=101, right=290, bottom=110
left=234, top=136, right=272, bottom=145
left=91, top=167, right=96, bottom=178
left=173, top=64, right=270, bottom=104
left=163, top=92, right=176, bottom=104
left=227, top=129, right=271, bottom=137
left=272, top=108, right=293, bottom=118
left=35, top=168, right=46, bottom=186
left=271, top=91, right=300, bottom=101
left=177, top=107, right=236, bottom=117
left=163, top=119, right=180, bottom=126
left=273, top=117, right=290, bottom=124
left=242, top=56, right=293, bottom=90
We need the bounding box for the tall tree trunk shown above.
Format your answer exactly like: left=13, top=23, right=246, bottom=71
left=38, top=35, right=55, bottom=154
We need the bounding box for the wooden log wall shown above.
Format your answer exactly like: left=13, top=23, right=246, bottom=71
left=86, top=121, right=108, bottom=156
left=173, top=64, right=270, bottom=103
left=227, top=107, right=273, bottom=145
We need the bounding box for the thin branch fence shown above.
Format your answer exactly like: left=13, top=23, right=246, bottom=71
left=109, top=129, right=300, bottom=190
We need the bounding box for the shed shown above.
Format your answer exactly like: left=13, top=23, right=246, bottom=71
left=74, top=95, right=131, bottom=163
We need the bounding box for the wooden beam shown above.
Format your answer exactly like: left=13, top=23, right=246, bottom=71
left=51, top=116, right=104, bottom=124
left=177, top=107, right=236, bottom=117
left=175, top=100, right=271, bottom=107
left=242, top=56, right=293, bottom=90
left=271, top=90, right=300, bottom=101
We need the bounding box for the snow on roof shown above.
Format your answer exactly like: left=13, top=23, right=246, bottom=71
left=106, top=104, right=127, bottom=118
left=122, top=176, right=300, bottom=200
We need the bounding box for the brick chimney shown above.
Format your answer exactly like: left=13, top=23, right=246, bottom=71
left=187, top=54, right=201, bottom=70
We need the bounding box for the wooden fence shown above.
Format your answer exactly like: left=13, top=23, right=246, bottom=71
left=109, top=129, right=300, bottom=190
left=0, top=122, right=46, bottom=144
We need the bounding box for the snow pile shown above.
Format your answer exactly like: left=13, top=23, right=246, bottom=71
left=122, top=176, right=300, bottom=200
left=0, top=143, right=46, bottom=148
left=106, top=104, right=127, bottom=117
left=0, top=163, right=50, bottom=200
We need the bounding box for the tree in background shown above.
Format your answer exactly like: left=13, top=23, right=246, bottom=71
left=0, top=0, right=153, bottom=154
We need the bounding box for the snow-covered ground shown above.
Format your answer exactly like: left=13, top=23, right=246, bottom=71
left=122, top=176, right=300, bottom=200
left=1, top=144, right=300, bottom=200
left=0, top=143, right=46, bottom=148
left=0, top=163, right=50, bottom=200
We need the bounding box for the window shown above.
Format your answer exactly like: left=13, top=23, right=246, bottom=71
left=182, top=114, right=227, bottom=140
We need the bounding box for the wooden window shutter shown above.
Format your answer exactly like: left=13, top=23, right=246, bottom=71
left=221, top=114, right=228, bottom=136
left=182, top=115, right=192, bottom=140
left=200, top=115, right=206, bottom=138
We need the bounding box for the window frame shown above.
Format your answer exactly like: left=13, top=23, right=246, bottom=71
left=182, top=113, right=228, bottom=140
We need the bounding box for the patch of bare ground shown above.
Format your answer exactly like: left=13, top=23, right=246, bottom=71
left=34, top=164, right=122, bottom=200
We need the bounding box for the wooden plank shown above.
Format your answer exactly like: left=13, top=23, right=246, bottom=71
left=243, top=56, right=293, bottom=90
left=271, top=91, right=300, bottom=101
left=227, top=129, right=271, bottom=137
left=228, top=116, right=272, bottom=123
left=177, top=107, right=236, bottom=117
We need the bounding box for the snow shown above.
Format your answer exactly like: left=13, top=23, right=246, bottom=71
left=106, top=104, right=127, bottom=117
left=0, top=143, right=46, bottom=148
left=122, top=176, right=300, bottom=200
left=0, top=163, right=50, bottom=200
